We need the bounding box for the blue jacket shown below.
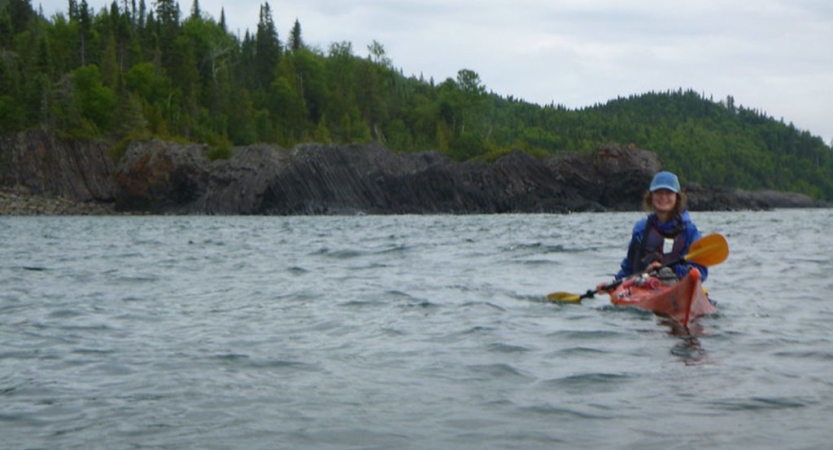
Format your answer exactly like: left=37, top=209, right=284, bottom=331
left=615, top=210, right=708, bottom=281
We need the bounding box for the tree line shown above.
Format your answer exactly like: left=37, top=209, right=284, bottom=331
left=1, top=0, right=832, bottom=199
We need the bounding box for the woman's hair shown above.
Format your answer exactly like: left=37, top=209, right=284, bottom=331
left=642, top=190, right=688, bottom=216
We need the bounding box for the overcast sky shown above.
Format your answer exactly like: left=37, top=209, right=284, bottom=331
left=37, top=0, right=833, bottom=144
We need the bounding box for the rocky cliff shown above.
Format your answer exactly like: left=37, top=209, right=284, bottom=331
left=0, top=131, right=117, bottom=202
left=0, top=131, right=825, bottom=215
left=112, top=139, right=662, bottom=214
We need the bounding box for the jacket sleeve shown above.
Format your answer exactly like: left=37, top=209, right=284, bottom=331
left=615, top=220, right=645, bottom=280
left=615, top=253, right=631, bottom=280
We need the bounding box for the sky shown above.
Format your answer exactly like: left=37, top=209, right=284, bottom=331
left=36, top=0, right=833, bottom=145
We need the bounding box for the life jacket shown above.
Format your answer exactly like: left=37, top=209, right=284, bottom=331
left=628, top=214, right=687, bottom=274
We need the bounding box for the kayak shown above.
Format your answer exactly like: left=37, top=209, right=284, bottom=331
left=604, top=268, right=716, bottom=327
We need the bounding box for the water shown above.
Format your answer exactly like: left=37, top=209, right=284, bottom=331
left=2, top=210, right=832, bottom=449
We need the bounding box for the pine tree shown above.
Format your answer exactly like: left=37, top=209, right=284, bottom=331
left=67, top=0, right=79, bottom=21
left=255, top=2, right=281, bottom=89
left=0, top=9, right=13, bottom=48
left=137, top=0, right=145, bottom=27
left=4, top=0, right=35, bottom=34
left=288, top=18, right=302, bottom=52
left=153, top=0, right=182, bottom=90
left=77, top=0, right=91, bottom=66
left=0, top=53, right=25, bottom=131
left=155, top=0, right=179, bottom=27
left=190, top=0, right=200, bottom=20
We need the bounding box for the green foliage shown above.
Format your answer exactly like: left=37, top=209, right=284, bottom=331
left=125, top=63, right=170, bottom=103
left=0, top=95, right=24, bottom=131
left=447, top=132, right=486, bottom=161
left=4, top=0, right=35, bottom=34
left=482, top=146, right=513, bottom=163
left=0, top=1, right=831, bottom=199
left=254, top=3, right=281, bottom=90
left=108, top=131, right=151, bottom=162
left=288, top=19, right=302, bottom=52
left=206, top=142, right=231, bottom=160
left=71, top=65, right=116, bottom=133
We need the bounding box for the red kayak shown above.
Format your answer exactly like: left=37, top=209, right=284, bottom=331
left=604, top=268, right=716, bottom=328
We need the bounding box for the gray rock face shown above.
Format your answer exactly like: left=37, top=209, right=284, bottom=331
left=0, top=131, right=825, bottom=214
left=683, top=184, right=824, bottom=211
left=113, top=140, right=662, bottom=214
left=0, top=130, right=117, bottom=202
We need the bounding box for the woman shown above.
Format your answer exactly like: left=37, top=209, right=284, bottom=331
left=610, top=171, right=707, bottom=282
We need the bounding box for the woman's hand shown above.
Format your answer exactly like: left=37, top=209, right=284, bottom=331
left=645, top=261, right=663, bottom=273
left=596, top=282, right=611, bottom=292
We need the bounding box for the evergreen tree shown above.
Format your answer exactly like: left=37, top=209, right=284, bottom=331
left=155, top=0, right=180, bottom=73
left=155, top=0, right=179, bottom=27
left=4, top=0, right=35, bottom=34
left=254, top=2, right=280, bottom=89
left=137, top=0, right=145, bottom=27
left=67, top=0, right=78, bottom=21
left=0, top=8, right=13, bottom=48
left=112, top=90, right=148, bottom=138
left=77, top=0, right=91, bottom=66
left=0, top=52, right=24, bottom=130
left=288, top=18, right=302, bottom=52
left=190, top=0, right=200, bottom=19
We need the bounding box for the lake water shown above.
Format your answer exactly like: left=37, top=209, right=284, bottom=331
left=2, top=209, right=832, bottom=450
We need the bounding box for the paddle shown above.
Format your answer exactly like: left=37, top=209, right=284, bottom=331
left=546, top=233, right=729, bottom=304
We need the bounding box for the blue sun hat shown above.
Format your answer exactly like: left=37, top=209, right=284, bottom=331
left=649, top=171, right=680, bottom=193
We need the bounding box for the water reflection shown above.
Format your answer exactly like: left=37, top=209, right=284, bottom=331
left=660, top=318, right=710, bottom=364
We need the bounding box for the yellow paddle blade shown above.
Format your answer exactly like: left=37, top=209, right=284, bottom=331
left=546, top=292, right=582, bottom=303
left=685, top=233, right=729, bottom=267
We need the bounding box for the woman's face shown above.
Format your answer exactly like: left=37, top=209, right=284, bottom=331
left=651, top=189, right=677, bottom=215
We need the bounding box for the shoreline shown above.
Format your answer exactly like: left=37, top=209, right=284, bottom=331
left=1, top=188, right=828, bottom=216
left=0, top=189, right=119, bottom=216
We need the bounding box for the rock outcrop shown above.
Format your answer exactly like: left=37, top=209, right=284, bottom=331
left=113, top=140, right=661, bottom=214
left=0, top=130, right=117, bottom=202
left=684, top=184, right=824, bottom=211
left=0, top=131, right=826, bottom=215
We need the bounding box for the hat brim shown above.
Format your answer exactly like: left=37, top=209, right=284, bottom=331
left=650, top=184, right=679, bottom=193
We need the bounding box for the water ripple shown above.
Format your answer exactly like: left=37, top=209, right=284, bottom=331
left=1, top=212, right=831, bottom=449
left=712, top=396, right=809, bottom=411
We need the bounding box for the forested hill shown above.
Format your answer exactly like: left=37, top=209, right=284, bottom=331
left=2, top=0, right=832, bottom=199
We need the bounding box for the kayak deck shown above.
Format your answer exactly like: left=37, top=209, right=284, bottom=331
left=605, top=268, right=716, bottom=327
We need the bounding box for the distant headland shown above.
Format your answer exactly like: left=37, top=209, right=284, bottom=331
left=0, top=131, right=825, bottom=215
